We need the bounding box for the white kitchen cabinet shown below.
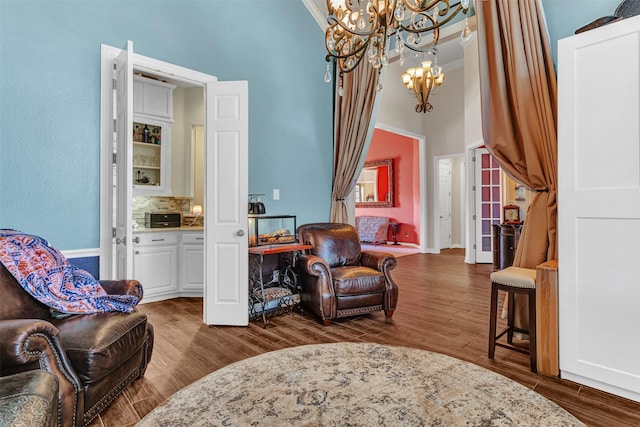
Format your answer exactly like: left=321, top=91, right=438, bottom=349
left=180, top=232, right=204, bottom=293
left=558, top=15, right=640, bottom=403
left=133, top=75, right=175, bottom=196
left=133, top=75, right=175, bottom=121
left=133, top=232, right=179, bottom=302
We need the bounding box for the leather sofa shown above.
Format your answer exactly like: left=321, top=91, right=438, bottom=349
left=0, top=370, right=59, bottom=427
left=0, top=263, right=154, bottom=427
left=297, top=223, right=399, bottom=325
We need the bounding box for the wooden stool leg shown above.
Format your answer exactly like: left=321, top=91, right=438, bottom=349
left=528, top=289, right=537, bottom=373
left=507, top=291, right=515, bottom=344
left=488, top=282, right=498, bottom=359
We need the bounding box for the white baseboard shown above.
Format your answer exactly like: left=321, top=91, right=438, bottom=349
left=62, top=248, right=100, bottom=259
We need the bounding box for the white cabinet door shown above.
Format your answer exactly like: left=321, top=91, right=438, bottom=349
left=133, top=233, right=179, bottom=301
left=180, top=233, right=204, bottom=292
left=204, top=80, right=249, bottom=326
left=558, top=15, right=640, bottom=403
left=133, top=75, right=175, bottom=121
left=114, top=41, right=134, bottom=279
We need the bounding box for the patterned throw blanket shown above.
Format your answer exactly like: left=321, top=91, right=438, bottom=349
left=0, top=229, right=138, bottom=314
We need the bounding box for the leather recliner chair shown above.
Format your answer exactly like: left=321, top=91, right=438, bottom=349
left=297, top=223, right=399, bottom=325
left=0, top=263, right=154, bottom=427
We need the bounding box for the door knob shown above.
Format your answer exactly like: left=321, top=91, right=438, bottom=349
left=236, top=229, right=245, bottom=237
left=133, top=236, right=140, bottom=244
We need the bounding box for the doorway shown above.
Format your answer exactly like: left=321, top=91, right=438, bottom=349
left=99, top=42, right=249, bottom=326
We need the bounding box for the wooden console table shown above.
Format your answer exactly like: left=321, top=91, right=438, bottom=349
left=248, top=243, right=312, bottom=327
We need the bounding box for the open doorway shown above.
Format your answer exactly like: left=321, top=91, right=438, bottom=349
left=100, top=42, right=249, bottom=326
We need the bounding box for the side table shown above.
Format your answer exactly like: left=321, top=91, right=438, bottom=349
left=389, top=222, right=400, bottom=245
left=248, top=243, right=312, bottom=327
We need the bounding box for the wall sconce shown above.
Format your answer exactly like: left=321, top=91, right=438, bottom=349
left=192, top=205, right=203, bottom=216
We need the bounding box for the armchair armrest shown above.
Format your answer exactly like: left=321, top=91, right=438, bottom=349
left=0, top=318, right=81, bottom=381
left=298, top=253, right=331, bottom=277
left=100, top=279, right=143, bottom=301
left=361, top=251, right=397, bottom=273
left=297, top=253, right=336, bottom=320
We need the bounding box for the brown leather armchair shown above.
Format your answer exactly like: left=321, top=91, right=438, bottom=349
left=0, top=263, right=154, bottom=427
left=297, top=223, right=399, bottom=325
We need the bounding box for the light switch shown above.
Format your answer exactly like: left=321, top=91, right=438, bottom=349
left=273, top=189, right=280, bottom=200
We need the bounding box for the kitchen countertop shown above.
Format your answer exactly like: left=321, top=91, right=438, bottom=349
left=134, top=226, right=204, bottom=233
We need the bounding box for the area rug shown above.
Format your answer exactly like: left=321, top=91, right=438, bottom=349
left=137, top=342, right=585, bottom=426
left=360, top=243, right=420, bottom=257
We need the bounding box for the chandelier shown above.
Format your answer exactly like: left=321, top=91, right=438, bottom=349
left=324, top=0, right=471, bottom=99
left=401, top=58, right=445, bottom=112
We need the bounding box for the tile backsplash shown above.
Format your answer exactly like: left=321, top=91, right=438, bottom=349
left=133, top=196, right=195, bottom=228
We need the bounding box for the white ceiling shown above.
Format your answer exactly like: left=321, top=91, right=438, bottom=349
left=301, top=0, right=472, bottom=71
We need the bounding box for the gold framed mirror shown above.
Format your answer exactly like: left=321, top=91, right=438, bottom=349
left=355, top=159, right=393, bottom=208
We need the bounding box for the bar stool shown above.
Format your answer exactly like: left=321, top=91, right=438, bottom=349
left=488, top=266, right=537, bottom=373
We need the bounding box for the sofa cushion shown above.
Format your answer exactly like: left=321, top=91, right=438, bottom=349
left=356, top=216, right=390, bottom=244
left=331, top=266, right=386, bottom=295
left=51, top=312, right=148, bottom=384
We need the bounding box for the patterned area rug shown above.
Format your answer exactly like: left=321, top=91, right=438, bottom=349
left=137, top=343, right=585, bottom=426
left=360, top=243, right=420, bottom=257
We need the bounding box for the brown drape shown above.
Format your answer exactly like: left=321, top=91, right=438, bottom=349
left=330, top=61, right=380, bottom=223
left=477, top=0, right=558, bottom=267
left=477, top=0, right=558, bottom=331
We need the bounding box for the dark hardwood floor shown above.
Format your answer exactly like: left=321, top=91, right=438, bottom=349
left=92, top=250, right=640, bottom=426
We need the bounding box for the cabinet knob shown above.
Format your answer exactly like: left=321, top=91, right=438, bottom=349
left=135, top=250, right=139, bottom=254
left=236, top=229, right=245, bottom=237
left=133, top=236, right=140, bottom=244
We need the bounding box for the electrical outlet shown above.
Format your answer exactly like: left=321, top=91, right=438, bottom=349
left=273, top=189, right=280, bottom=200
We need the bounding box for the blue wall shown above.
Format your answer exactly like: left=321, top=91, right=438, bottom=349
left=0, top=0, right=333, bottom=251
left=542, top=0, right=621, bottom=65
left=0, top=0, right=624, bottom=252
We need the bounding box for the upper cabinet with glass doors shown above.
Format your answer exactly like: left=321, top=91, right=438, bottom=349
left=132, top=74, right=176, bottom=195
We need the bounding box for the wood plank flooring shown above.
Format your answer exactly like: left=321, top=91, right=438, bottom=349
left=92, top=250, right=640, bottom=426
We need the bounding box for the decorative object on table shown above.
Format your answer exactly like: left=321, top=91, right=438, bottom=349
left=323, top=0, right=472, bottom=102
left=248, top=215, right=296, bottom=247
left=297, top=223, right=398, bottom=325
left=136, top=342, right=586, bottom=427
left=575, top=0, right=640, bottom=33
left=186, top=205, right=202, bottom=227
left=502, top=203, right=521, bottom=224
left=248, top=193, right=266, bottom=215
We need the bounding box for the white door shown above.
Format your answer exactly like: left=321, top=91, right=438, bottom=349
left=114, top=41, right=134, bottom=278
left=204, top=81, right=249, bottom=326
left=558, top=15, right=640, bottom=402
left=439, top=160, right=452, bottom=250
left=474, top=148, right=501, bottom=263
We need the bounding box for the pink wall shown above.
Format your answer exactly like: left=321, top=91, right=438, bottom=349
left=356, top=129, right=420, bottom=245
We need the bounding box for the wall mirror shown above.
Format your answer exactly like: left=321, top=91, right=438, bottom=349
left=355, top=159, right=393, bottom=208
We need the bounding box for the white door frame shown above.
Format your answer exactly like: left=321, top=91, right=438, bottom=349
left=100, top=44, right=218, bottom=279
left=433, top=154, right=464, bottom=253
left=373, top=122, right=427, bottom=253
left=464, top=139, right=485, bottom=264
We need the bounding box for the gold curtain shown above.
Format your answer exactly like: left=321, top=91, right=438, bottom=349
left=477, top=0, right=558, bottom=329
left=330, top=61, right=380, bottom=223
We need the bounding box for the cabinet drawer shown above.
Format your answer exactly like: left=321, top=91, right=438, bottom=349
left=182, top=233, right=205, bottom=245
left=134, top=232, right=178, bottom=246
